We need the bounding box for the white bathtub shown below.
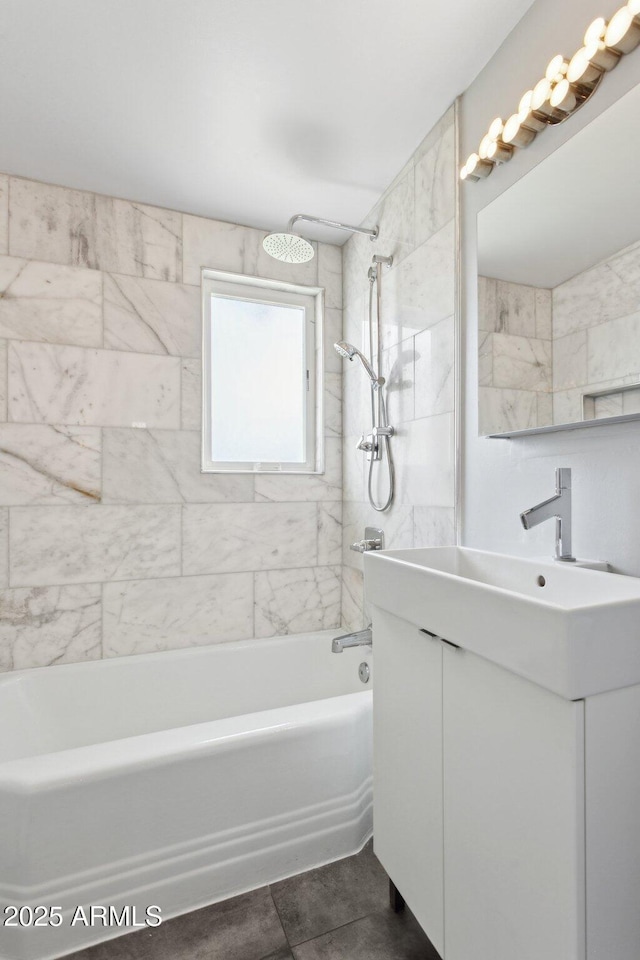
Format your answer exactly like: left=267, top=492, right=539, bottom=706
left=0, top=630, right=372, bottom=960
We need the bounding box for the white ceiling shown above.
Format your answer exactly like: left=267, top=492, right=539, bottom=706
left=0, top=0, right=535, bottom=243
left=478, top=81, right=640, bottom=289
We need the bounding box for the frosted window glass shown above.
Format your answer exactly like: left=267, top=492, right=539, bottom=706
left=210, top=295, right=306, bottom=463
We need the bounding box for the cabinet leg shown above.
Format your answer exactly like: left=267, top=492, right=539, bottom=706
left=389, top=879, right=406, bottom=913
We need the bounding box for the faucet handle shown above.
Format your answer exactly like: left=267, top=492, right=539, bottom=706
left=350, top=526, right=384, bottom=553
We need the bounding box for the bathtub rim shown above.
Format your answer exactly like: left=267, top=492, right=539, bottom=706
left=0, top=689, right=373, bottom=792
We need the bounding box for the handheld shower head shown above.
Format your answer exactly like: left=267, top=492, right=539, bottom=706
left=333, top=341, right=383, bottom=386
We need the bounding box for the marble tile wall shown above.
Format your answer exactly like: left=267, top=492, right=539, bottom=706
left=552, top=238, right=640, bottom=424
left=477, top=240, right=640, bottom=431
left=0, top=174, right=342, bottom=670
left=477, top=276, right=552, bottom=434
left=340, top=107, right=457, bottom=631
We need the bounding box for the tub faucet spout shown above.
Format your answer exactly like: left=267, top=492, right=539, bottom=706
left=332, top=626, right=372, bottom=653
left=520, top=467, right=575, bottom=562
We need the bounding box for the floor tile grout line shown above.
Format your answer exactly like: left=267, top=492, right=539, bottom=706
left=285, top=907, right=388, bottom=950
left=267, top=886, right=293, bottom=950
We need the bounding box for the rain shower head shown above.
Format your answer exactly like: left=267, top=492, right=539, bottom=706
left=262, top=232, right=315, bottom=264
left=333, top=341, right=382, bottom=385
left=263, top=214, right=379, bottom=265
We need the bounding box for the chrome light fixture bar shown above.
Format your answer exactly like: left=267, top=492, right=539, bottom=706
left=460, top=0, right=640, bottom=184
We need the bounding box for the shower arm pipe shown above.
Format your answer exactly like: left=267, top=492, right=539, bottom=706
left=287, top=214, right=379, bottom=240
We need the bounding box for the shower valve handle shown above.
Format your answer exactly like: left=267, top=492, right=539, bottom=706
left=356, top=434, right=374, bottom=453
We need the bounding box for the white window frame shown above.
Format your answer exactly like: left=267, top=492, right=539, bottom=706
left=201, top=269, right=324, bottom=474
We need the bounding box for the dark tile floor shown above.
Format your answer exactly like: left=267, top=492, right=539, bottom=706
left=65, top=841, right=440, bottom=960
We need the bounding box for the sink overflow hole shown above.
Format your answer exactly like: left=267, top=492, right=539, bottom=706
left=537, top=575, right=546, bottom=587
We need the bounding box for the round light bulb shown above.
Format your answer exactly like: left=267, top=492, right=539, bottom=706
left=465, top=153, right=493, bottom=180
left=549, top=78, right=578, bottom=113
left=545, top=54, right=567, bottom=81
left=502, top=114, right=520, bottom=143
left=531, top=77, right=552, bottom=110
left=460, top=164, right=469, bottom=181
left=518, top=90, right=533, bottom=117
left=488, top=117, right=504, bottom=140
left=606, top=6, right=640, bottom=53
left=582, top=38, right=621, bottom=72
left=466, top=153, right=481, bottom=174
left=503, top=113, right=536, bottom=147
left=567, top=46, right=592, bottom=83
left=479, top=134, right=494, bottom=159
left=584, top=17, right=607, bottom=44
left=629, top=0, right=640, bottom=16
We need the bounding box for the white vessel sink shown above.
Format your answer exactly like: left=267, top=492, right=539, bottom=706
left=364, top=546, right=640, bottom=699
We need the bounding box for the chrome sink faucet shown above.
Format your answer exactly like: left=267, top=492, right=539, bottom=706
left=520, top=467, right=576, bottom=562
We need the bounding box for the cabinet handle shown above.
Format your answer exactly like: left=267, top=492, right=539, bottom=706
left=420, top=628, right=461, bottom=650
left=440, top=637, right=461, bottom=650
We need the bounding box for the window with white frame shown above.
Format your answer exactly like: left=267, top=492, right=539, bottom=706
left=202, top=271, right=323, bottom=474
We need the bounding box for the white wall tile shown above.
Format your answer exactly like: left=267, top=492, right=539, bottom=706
left=0, top=255, right=102, bottom=346
left=254, top=565, right=341, bottom=638
left=553, top=330, right=588, bottom=391
left=588, top=311, right=640, bottom=385
left=8, top=342, right=180, bottom=428
left=183, top=501, right=318, bottom=575
left=0, top=341, right=7, bottom=422
left=254, top=437, right=341, bottom=503
left=0, top=424, right=100, bottom=504
left=342, top=565, right=365, bottom=631
left=383, top=336, right=415, bottom=426
left=317, top=243, right=342, bottom=309
left=0, top=509, right=8, bottom=587
left=479, top=386, right=538, bottom=435
left=492, top=332, right=552, bottom=392
left=318, top=501, right=342, bottom=566
left=478, top=276, right=497, bottom=332
left=414, top=317, right=455, bottom=417
left=495, top=280, right=537, bottom=338
left=0, top=176, right=7, bottom=255
left=103, top=428, right=254, bottom=503
left=368, top=169, right=415, bottom=266
left=535, top=288, right=552, bottom=339
left=343, top=434, right=365, bottom=503
left=182, top=215, right=261, bottom=285
left=10, top=505, right=181, bottom=586
left=414, top=506, right=455, bottom=547
left=553, top=388, right=583, bottom=426
left=181, top=358, right=201, bottom=430
left=396, top=414, right=455, bottom=507
left=324, top=372, right=342, bottom=437
left=103, top=573, right=254, bottom=656
left=10, top=178, right=182, bottom=280
left=0, top=584, right=101, bottom=671
left=414, top=122, right=455, bottom=247
left=324, top=307, right=343, bottom=374
left=478, top=331, right=493, bottom=387
left=104, top=274, right=200, bottom=357
left=380, top=220, right=455, bottom=350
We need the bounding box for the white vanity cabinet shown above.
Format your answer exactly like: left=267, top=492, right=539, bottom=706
left=373, top=608, right=444, bottom=955
left=373, top=605, right=640, bottom=960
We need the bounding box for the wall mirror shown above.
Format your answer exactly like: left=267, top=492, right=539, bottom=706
left=477, top=80, right=640, bottom=437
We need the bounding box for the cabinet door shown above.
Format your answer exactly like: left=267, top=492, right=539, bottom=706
left=372, top=606, right=444, bottom=955
left=443, top=646, right=585, bottom=960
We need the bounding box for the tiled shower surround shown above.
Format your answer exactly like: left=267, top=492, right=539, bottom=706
left=0, top=173, right=343, bottom=670
left=341, top=107, right=457, bottom=630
